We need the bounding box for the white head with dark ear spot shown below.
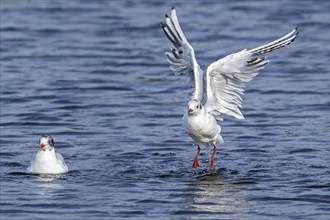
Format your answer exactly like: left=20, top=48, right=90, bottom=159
left=39, top=135, right=54, bottom=151
left=187, top=99, right=203, bottom=115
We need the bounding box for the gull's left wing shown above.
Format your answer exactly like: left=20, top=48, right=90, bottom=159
left=204, top=27, right=299, bottom=120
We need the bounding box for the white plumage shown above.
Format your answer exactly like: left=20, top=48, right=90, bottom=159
left=161, top=6, right=298, bottom=168
left=27, top=135, right=68, bottom=174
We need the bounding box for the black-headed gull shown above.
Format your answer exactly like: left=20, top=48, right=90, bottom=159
left=161, top=7, right=298, bottom=169
left=27, top=135, right=68, bottom=174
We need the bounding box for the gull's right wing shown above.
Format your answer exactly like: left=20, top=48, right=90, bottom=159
left=161, top=6, right=204, bottom=102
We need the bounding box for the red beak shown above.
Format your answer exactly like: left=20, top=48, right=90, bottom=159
left=40, top=143, right=46, bottom=148
left=188, top=108, right=193, bottom=113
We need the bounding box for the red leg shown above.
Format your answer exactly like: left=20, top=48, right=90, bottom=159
left=210, top=145, right=217, bottom=169
left=192, top=146, right=201, bottom=168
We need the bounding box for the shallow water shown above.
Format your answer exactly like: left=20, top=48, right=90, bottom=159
left=1, top=0, right=329, bottom=219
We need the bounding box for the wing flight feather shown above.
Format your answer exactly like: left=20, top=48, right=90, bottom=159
left=205, top=28, right=299, bottom=120
left=161, top=7, right=204, bottom=101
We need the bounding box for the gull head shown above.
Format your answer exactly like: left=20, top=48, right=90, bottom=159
left=187, top=99, right=203, bottom=116
left=39, top=135, right=55, bottom=151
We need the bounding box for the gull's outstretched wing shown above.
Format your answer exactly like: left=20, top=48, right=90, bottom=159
left=161, top=7, right=204, bottom=101
left=204, top=27, right=299, bottom=120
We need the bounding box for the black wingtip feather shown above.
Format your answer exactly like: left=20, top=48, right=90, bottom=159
left=171, top=5, right=175, bottom=10
left=171, top=48, right=180, bottom=59
left=294, top=26, right=299, bottom=35
left=161, top=23, right=181, bottom=48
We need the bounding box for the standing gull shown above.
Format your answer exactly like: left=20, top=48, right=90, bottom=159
left=160, top=7, right=298, bottom=169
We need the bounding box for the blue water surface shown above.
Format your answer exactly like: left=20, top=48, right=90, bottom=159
left=1, top=0, right=329, bottom=219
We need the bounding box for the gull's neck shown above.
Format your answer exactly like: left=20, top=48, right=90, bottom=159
left=39, top=147, right=55, bottom=154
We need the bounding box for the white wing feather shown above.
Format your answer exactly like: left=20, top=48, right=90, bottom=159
left=205, top=27, right=299, bottom=120
left=161, top=7, right=204, bottom=101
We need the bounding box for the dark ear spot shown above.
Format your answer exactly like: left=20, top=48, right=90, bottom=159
left=49, top=138, right=54, bottom=146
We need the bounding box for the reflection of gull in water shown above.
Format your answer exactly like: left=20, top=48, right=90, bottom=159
left=29, top=171, right=77, bottom=196
left=36, top=174, right=64, bottom=196
left=189, top=173, right=249, bottom=217
left=37, top=174, right=62, bottom=182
